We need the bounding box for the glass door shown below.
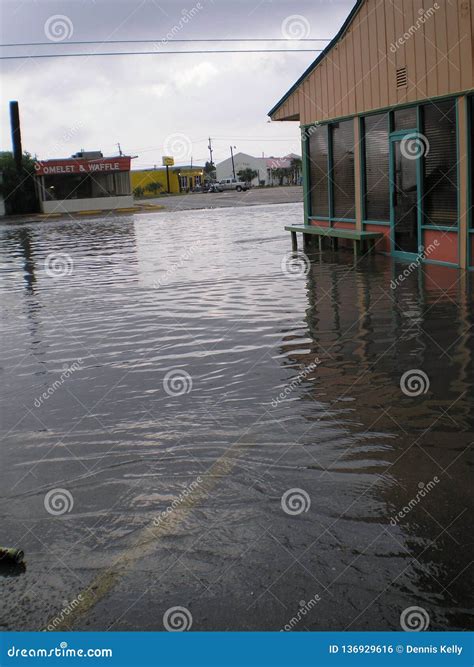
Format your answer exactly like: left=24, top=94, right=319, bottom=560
left=390, top=136, right=420, bottom=256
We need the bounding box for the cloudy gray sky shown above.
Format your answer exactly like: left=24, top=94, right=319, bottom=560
left=1, top=0, right=355, bottom=168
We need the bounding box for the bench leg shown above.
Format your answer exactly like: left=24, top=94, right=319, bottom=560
left=332, top=237, right=338, bottom=250
left=291, top=231, right=297, bottom=251
left=318, top=236, right=322, bottom=251
left=353, top=239, right=360, bottom=256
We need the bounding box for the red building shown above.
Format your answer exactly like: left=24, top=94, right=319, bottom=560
left=34, top=151, right=133, bottom=214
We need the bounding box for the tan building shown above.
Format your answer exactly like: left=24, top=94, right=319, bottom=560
left=269, top=0, right=473, bottom=268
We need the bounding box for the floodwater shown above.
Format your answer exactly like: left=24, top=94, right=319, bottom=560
left=0, top=203, right=473, bottom=632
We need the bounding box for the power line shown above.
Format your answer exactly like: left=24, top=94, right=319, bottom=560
left=0, top=38, right=331, bottom=48
left=0, top=49, right=322, bottom=60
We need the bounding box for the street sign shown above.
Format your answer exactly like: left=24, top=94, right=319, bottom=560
left=162, top=156, right=174, bottom=166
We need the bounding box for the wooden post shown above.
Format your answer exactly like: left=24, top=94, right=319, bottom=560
left=291, top=231, right=297, bottom=251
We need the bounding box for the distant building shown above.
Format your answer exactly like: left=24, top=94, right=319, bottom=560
left=34, top=151, right=133, bottom=214
left=131, top=165, right=205, bottom=194
left=269, top=0, right=474, bottom=269
left=216, top=152, right=301, bottom=186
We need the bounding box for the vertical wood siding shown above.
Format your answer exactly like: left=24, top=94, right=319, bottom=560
left=271, top=0, right=473, bottom=123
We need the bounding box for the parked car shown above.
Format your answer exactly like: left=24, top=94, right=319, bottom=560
left=217, top=178, right=249, bottom=192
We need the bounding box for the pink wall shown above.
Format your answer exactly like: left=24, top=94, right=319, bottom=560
left=423, top=230, right=459, bottom=265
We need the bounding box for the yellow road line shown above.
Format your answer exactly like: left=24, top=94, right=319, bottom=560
left=45, top=437, right=252, bottom=630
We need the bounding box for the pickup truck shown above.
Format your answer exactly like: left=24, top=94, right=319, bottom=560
left=215, top=178, right=249, bottom=192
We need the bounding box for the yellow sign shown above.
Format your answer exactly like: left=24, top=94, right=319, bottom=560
left=162, top=156, right=174, bottom=166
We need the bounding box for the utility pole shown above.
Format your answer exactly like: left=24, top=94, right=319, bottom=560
left=230, top=145, right=236, bottom=179
left=117, top=142, right=123, bottom=156
left=208, top=137, right=214, bottom=168
left=9, top=101, right=22, bottom=172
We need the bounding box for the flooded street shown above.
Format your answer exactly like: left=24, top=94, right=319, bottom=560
left=0, top=202, right=473, bottom=632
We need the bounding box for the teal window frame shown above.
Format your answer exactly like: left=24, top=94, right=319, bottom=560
left=305, top=118, right=357, bottom=227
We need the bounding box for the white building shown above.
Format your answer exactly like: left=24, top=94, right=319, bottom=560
left=216, top=153, right=266, bottom=186
left=216, top=152, right=301, bottom=186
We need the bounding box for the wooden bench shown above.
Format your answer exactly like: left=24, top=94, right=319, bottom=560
left=285, top=225, right=383, bottom=256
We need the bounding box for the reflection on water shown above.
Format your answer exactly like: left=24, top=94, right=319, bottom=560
left=0, top=204, right=472, bottom=631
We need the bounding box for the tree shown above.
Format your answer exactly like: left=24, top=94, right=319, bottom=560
left=145, top=181, right=162, bottom=195
left=0, top=151, right=39, bottom=214
left=204, top=161, right=216, bottom=180
left=270, top=167, right=291, bottom=186
left=290, top=157, right=302, bottom=185
left=237, top=168, right=258, bottom=185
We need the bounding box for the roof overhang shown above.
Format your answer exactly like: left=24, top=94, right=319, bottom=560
left=268, top=0, right=364, bottom=121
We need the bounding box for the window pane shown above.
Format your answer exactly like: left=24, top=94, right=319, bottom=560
left=308, top=125, right=329, bottom=217
left=364, top=113, right=390, bottom=221
left=423, top=99, right=457, bottom=227
left=393, top=107, right=417, bottom=130
left=331, top=120, right=355, bottom=219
